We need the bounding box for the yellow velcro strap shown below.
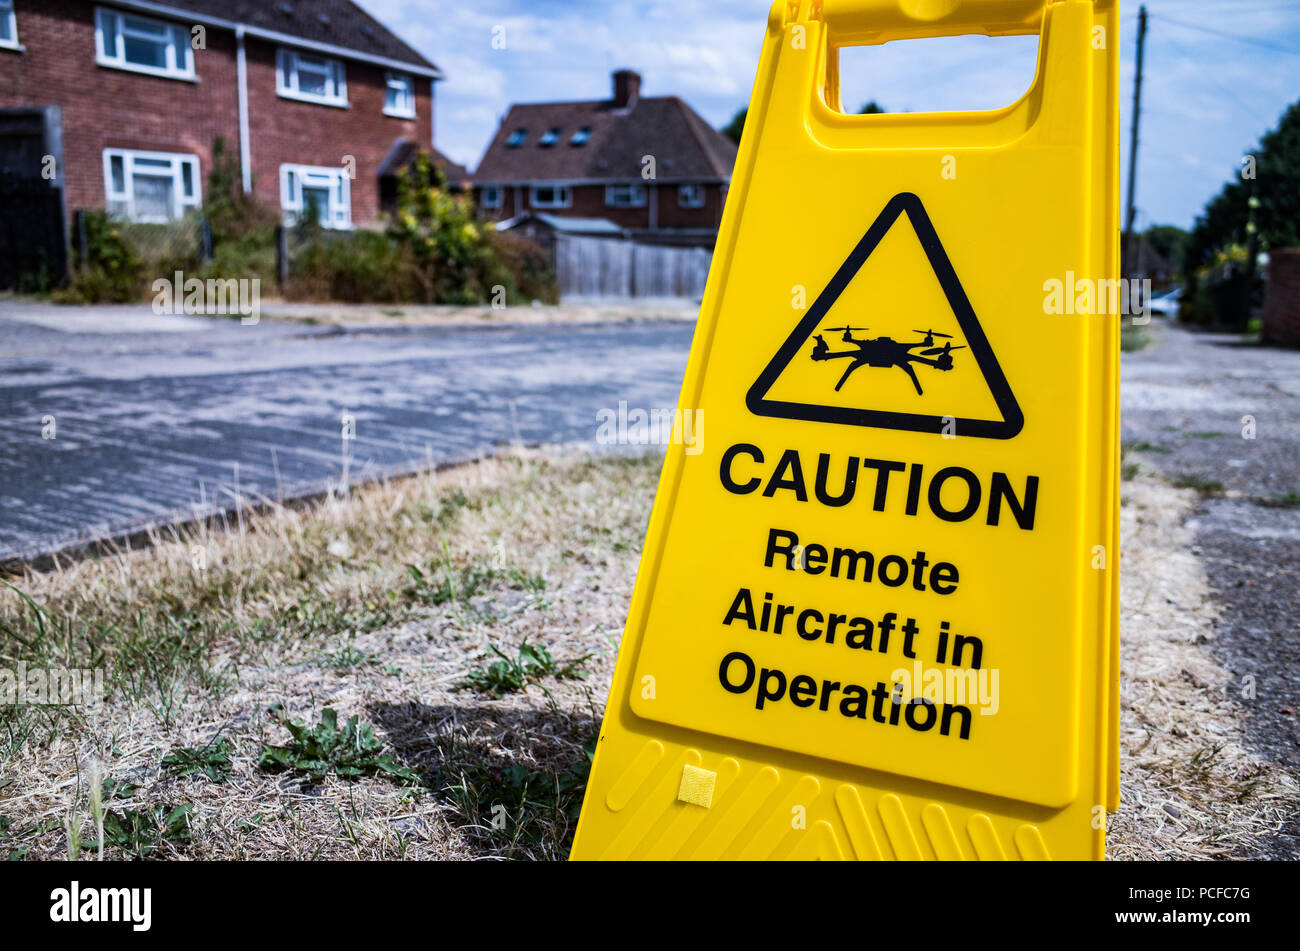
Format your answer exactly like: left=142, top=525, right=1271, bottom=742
left=676, top=764, right=717, bottom=808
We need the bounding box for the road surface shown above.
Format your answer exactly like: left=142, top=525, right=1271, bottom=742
left=0, top=302, right=695, bottom=562
left=1121, top=322, right=1300, bottom=801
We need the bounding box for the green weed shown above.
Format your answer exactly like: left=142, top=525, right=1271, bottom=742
left=442, top=738, right=594, bottom=859
left=1124, top=440, right=1172, bottom=454
left=1257, top=491, right=1300, bottom=508
left=461, top=638, right=591, bottom=699
left=258, top=707, right=416, bottom=784
left=89, top=803, right=195, bottom=860
left=161, top=736, right=234, bottom=782
left=1171, top=474, right=1225, bottom=495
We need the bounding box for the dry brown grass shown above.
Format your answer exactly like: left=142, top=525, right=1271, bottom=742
left=1, top=451, right=1295, bottom=860
left=0, top=448, right=656, bottom=860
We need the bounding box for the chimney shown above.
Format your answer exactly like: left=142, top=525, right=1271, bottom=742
left=612, top=69, right=641, bottom=110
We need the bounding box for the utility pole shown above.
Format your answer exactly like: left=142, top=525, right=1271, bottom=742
left=1123, top=5, right=1148, bottom=275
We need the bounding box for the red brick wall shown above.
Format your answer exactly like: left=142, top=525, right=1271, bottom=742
left=0, top=0, right=238, bottom=218
left=1262, top=248, right=1300, bottom=348
left=243, top=37, right=431, bottom=224
left=658, top=182, right=727, bottom=230
left=475, top=182, right=727, bottom=232
left=0, top=0, right=433, bottom=226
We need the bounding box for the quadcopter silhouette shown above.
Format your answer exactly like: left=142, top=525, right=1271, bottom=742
left=809, top=325, right=967, bottom=395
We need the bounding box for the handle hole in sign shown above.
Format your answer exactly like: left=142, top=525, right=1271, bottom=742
left=833, top=33, right=1040, bottom=116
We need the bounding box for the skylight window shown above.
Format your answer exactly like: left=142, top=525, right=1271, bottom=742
left=570, top=126, right=592, bottom=146
left=538, top=127, right=561, bottom=147
left=506, top=128, right=528, bottom=148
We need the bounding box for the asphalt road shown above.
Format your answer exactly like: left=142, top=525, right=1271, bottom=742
left=1121, top=322, right=1300, bottom=804
left=0, top=303, right=695, bottom=562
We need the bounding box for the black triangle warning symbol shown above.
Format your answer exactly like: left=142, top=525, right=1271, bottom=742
left=745, top=192, right=1023, bottom=440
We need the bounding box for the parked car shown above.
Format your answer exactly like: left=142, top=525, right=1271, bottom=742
left=1148, top=286, right=1182, bottom=318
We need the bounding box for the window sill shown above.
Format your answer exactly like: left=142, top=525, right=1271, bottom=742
left=0, top=41, right=24, bottom=53
left=277, top=89, right=349, bottom=109
left=283, top=215, right=354, bottom=231
left=382, top=107, right=416, bottom=119
left=96, top=55, right=196, bottom=82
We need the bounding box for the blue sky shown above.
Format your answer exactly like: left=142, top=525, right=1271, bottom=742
left=363, top=0, right=1300, bottom=230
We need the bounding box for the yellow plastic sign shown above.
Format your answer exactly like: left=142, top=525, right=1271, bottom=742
left=572, top=0, right=1120, bottom=860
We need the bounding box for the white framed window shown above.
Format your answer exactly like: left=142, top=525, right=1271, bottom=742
left=94, top=7, right=194, bottom=80
left=103, top=149, right=201, bottom=223
left=480, top=186, right=503, bottom=209
left=529, top=184, right=570, bottom=209
left=0, top=0, right=19, bottom=50
left=276, top=49, right=347, bottom=107
left=605, top=183, right=646, bottom=208
left=280, top=164, right=351, bottom=229
left=678, top=183, right=706, bottom=209
left=384, top=71, right=415, bottom=118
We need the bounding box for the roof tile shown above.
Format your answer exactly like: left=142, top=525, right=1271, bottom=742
left=118, top=0, right=437, bottom=71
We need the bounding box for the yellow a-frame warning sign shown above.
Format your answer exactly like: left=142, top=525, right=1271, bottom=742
left=572, top=0, right=1121, bottom=860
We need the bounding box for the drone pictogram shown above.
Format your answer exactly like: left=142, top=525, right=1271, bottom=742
left=810, top=325, right=967, bottom=395
left=746, top=192, right=1023, bottom=438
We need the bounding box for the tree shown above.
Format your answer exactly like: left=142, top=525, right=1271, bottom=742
left=1141, top=224, right=1189, bottom=274
left=859, top=100, right=886, bottom=114
left=1182, top=98, right=1300, bottom=327
left=1187, top=99, right=1300, bottom=267
left=721, top=107, right=747, bottom=146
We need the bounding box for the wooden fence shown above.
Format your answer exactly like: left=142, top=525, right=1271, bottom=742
left=554, top=234, right=712, bottom=300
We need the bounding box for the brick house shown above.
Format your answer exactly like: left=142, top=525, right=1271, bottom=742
left=0, top=0, right=444, bottom=230
left=473, top=70, right=736, bottom=247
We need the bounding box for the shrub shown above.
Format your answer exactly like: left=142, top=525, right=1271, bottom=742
left=286, top=226, right=422, bottom=302
left=283, top=151, right=557, bottom=306
left=386, top=152, right=505, bottom=304
left=55, top=210, right=145, bottom=303
left=1180, top=244, right=1259, bottom=330
left=56, top=140, right=558, bottom=307
left=204, top=137, right=279, bottom=245
left=121, top=219, right=205, bottom=280
left=489, top=229, right=559, bottom=304
left=202, top=230, right=277, bottom=287
left=199, top=136, right=279, bottom=287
